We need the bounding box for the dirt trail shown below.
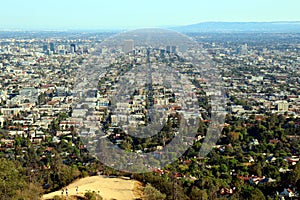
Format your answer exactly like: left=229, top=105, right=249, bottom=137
left=42, top=175, right=143, bottom=200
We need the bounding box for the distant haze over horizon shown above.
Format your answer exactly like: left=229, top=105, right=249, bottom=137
left=173, top=21, right=300, bottom=33
left=0, top=0, right=299, bottom=30
left=1, top=21, right=300, bottom=33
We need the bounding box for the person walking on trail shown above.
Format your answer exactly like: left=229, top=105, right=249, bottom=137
left=76, top=186, right=79, bottom=194
left=66, top=188, right=69, bottom=196
left=61, top=189, right=64, bottom=195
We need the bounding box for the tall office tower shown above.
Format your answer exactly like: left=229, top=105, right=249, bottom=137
left=166, top=46, right=171, bottom=53
left=276, top=101, right=289, bottom=112
left=43, top=44, right=48, bottom=52
left=50, top=42, right=55, bottom=53
left=171, top=46, right=177, bottom=54
left=70, top=43, right=76, bottom=53
left=241, top=43, right=248, bottom=55
left=123, top=40, right=134, bottom=53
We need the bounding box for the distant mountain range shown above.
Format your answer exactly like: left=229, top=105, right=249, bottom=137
left=172, top=22, right=300, bottom=33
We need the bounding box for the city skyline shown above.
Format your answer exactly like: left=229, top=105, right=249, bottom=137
left=1, top=3, right=300, bottom=198
left=0, top=0, right=299, bottom=30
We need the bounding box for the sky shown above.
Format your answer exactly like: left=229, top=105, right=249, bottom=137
left=0, top=0, right=299, bottom=30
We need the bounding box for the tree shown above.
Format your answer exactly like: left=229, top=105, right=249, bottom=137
left=144, top=183, right=166, bottom=200
left=240, top=186, right=265, bottom=200
left=228, top=131, right=240, bottom=142
left=250, top=163, right=263, bottom=177
left=288, top=160, right=300, bottom=183
left=0, top=158, right=42, bottom=199
left=14, top=183, right=43, bottom=200
left=189, top=186, right=208, bottom=200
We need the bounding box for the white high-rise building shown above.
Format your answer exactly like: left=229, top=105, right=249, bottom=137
left=276, top=101, right=289, bottom=112
left=241, top=43, right=248, bottom=55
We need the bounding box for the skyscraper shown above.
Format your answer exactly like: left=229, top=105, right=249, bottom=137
left=50, top=42, right=55, bottom=53
left=241, top=43, right=248, bottom=55
left=123, top=40, right=134, bottom=53
left=43, top=44, right=48, bottom=52
left=171, top=46, right=177, bottom=54
left=166, top=46, right=177, bottom=53
left=70, top=44, right=76, bottom=53
left=166, top=46, right=171, bottom=53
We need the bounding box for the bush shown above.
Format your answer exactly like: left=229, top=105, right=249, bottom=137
left=144, top=183, right=166, bottom=200
left=53, top=195, right=64, bottom=200
left=84, top=190, right=103, bottom=200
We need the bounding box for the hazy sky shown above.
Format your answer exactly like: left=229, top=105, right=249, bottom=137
left=0, top=0, right=299, bottom=30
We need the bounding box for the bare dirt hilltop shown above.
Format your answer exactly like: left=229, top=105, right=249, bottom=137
left=42, top=175, right=144, bottom=200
